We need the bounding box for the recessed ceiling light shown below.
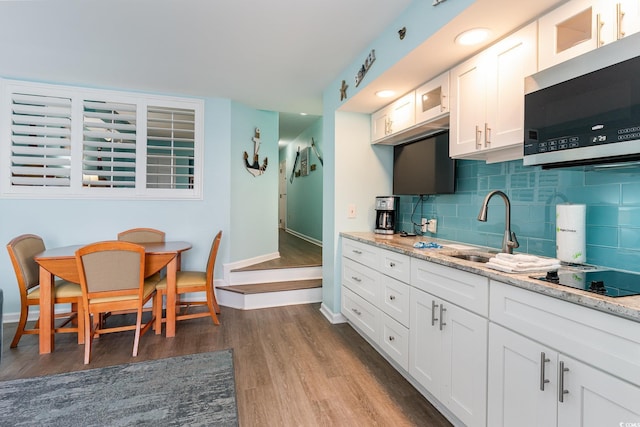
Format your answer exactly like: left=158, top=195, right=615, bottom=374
left=376, top=90, right=396, bottom=98
left=455, top=28, right=491, bottom=46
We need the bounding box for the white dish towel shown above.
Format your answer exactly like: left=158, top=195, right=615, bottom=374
left=486, top=253, right=561, bottom=273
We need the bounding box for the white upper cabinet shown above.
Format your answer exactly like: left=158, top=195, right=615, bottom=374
left=450, top=22, right=537, bottom=163
left=539, top=0, right=640, bottom=70
left=414, top=71, right=449, bottom=124
left=371, top=92, right=415, bottom=143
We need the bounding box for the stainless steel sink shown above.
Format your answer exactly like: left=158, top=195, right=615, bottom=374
left=450, top=254, right=492, bottom=263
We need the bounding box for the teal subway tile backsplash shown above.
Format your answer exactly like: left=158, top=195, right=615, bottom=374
left=397, top=159, right=640, bottom=272
left=619, top=227, right=640, bottom=250
left=619, top=207, right=640, bottom=227
left=588, top=206, right=621, bottom=227
left=622, top=183, right=640, bottom=205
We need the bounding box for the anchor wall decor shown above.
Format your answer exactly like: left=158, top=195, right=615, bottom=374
left=243, top=127, right=268, bottom=177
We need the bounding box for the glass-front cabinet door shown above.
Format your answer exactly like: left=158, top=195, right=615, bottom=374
left=414, top=71, right=449, bottom=124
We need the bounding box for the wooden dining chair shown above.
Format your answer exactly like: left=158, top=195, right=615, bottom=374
left=117, top=227, right=166, bottom=283
left=117, top=227, right=165, bottom=243
left=75, top=241, right=157, bottom=364
left=154, top=231, right=222, bottom=332
left=6, top=234, right=84, bottom=348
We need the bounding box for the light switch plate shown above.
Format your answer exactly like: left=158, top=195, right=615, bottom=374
left=348, top=204, right=356, bottom=218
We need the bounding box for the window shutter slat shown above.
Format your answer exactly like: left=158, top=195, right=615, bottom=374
left=9, top=91, right=72, bottom=188
left=82, top=99, right=137, bottom=189
left=146, top=105, right=195, bottom=189
left=4, top=81, right=201, bottom=198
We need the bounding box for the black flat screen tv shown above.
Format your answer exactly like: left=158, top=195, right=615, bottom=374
left=392, top=131, right=456, bottom=195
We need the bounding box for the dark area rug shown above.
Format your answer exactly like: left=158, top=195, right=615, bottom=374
left=0, top=350, right=238, bottom=426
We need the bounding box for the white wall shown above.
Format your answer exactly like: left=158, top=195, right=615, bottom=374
left=322, top=111, right=392, bottom=314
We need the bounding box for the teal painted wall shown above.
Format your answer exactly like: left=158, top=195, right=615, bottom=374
left=0, top=97, right=234, bottom=314
left=230, top=102, right=279, bottom=261
left=397, top=159, right=640, bottom=272
left=281, top=117, right=323, bottom=242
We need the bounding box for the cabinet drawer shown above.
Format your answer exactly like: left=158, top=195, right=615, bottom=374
left=379, top=250, right=410, bottom=283
left=411, top=258, right=489, bottom=316
left=342, top=286, right=381, bottom=344
left=380, top=313, right=409, bottom=370
left=342, top=239, right=380, bottom=270
left=342, top=258, right=381, bottom=305
left=380, top=275, right=410, bottom=327
left=490, top=280, right=640, bottom=386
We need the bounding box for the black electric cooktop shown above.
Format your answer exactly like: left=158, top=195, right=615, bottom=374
left=531, top=269, right=640, bottom=298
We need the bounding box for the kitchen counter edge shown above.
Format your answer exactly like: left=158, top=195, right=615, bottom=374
left=341, top=232, right=640, bottom=323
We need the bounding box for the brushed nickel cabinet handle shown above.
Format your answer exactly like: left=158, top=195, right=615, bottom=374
left=352, top=249, right=362, bottom=255
left=389, top=261, right=396, bottom=268
left=439, top=304, right=447, bottom=331
left=485, top=122, right=491, bottom=146
left=388, top=335, right=395, bottom=342
left=351, top=276, right=362, bottom=282
left=540, top=352, right=551, bottom=391
left=351, top=308, right=362, bottom=316
left=440, top=93, right=446, bottom=112
left=617, top=3, right=626, bottom=40
left=558, top=361, right=569, bottom=402
left=389, top=295, right=396, bottom=301
left=386, top=118, right=393, bottom=135
left=475, top=125, right=482, bottom=149
left=597, top=13, right=605, bottom=47
left=431, top=300, right=439, bottom=326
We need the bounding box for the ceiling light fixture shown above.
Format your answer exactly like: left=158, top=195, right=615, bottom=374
left=376, top=90, right=396, bottom=98
left=455, top=28, right=491, bottom=46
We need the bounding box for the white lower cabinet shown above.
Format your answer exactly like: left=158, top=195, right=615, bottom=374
left=342, top=238, right=640, bottom=427
left=489, top=323, right=640, bottom=426
left=341, top=241, right=410, bottom=370
left=342, top=286, right=380, bottom=343
left=380, top=312, right=409, bottom=370
left=410, top=287, right=488, bottom=427
left=488, top=282, right=640, bottom=426
left=557, top=354, right=640, bottom=427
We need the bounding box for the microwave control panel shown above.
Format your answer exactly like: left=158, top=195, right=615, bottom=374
left=524, top=125, right=640, bottom=155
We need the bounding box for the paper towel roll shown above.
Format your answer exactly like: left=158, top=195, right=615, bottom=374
left=556, top=204, right=586, bottom=264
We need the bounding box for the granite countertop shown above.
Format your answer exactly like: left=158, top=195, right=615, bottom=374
left=341, top=231, right=640, bottom=323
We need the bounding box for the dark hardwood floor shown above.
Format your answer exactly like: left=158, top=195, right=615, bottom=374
left=0, top=304, right=451, bottom=426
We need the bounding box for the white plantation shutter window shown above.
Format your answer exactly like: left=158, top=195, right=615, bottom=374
left=1, top=80, right=203, bottom=199
left=9, top=92, right=72, bottom=187
left=146, top=106, right=195, bottom=189
left=82, top=100, right=137, bottom=188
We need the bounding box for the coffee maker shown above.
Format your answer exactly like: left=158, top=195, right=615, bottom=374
left=374, top=196, right=399, bottom=235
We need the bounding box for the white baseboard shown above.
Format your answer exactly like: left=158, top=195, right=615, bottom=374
left=217, top=287, right=322, bottom=310
left=320, top=303, right=347, bottom=324
left=285, top=228, right=322, bottom=247
left=222, top=251, right=280, bottom=285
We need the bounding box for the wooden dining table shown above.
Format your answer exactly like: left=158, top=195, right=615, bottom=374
left=34, top=241, right=192, bottom=354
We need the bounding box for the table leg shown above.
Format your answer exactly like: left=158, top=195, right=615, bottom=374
left=165, top=256, right=177, bottom=337
left=39, top=266, right=54, bottom=354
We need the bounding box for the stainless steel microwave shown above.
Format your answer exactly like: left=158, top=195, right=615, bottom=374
left=524, top=42, right=640, bottom=168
